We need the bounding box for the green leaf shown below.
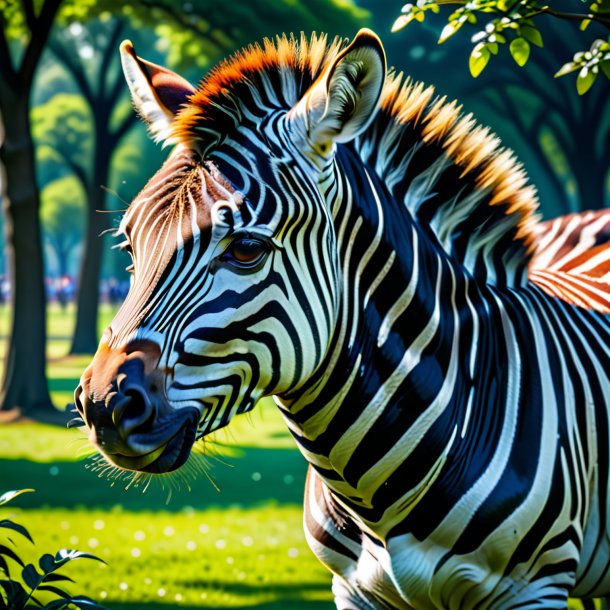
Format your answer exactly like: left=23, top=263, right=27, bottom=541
left=44, top=599, right=75, bottom=610
left=0, top=490, right=34, bottom=507
left=577, top=66, right=597, bottom=94
left=488, top=42, right=499, bottom=55
left=42, top=573, right=75, bottom=584
left=0, top=520, right=33, bottom=544
left=439, top=21, right=461, bottom=43
left=555, top=61, right=580, bottom=78
left=469, top=45, right=491, bottom=77
left=53, top=549, right=106, bottom=568
left=58, top=595, right=108, bottom=609
left=37, top=585, right=72, bottom=599
left=520, top=25, right=543, bottom=48
left=601, top=59, right=610, bottom=80
left=391, top=13, right=415, bottom=32
left=21, top=564, right=43, bottom=590
left=509, top=37, right=530, bottom=67
left=0, top=579, right=28, bottom=607
left=39, top=553, right=56, bottom=574
left=0, top=545, right=24, bottom=568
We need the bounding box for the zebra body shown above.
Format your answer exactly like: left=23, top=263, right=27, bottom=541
left=292, top=144, right=610, bottom=608
left=75, top=30, right=610, bottom=608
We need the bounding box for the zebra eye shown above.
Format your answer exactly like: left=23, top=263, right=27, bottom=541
left=221, top=237, right=269, bottom=269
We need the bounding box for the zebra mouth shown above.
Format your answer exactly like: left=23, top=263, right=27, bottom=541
left=101, top=408, right=199, bottom=474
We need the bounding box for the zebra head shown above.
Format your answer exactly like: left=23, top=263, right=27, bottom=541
left=74, top=30, right=386, bottom=473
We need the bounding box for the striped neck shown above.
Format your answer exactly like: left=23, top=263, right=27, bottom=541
left=276, top=143, right=472, bottom=515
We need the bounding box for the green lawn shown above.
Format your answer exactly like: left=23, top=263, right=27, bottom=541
left=0, top=304, right=333, bottom=609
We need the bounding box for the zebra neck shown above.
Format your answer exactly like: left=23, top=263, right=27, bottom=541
left=276, top=145, right=472, bottom=512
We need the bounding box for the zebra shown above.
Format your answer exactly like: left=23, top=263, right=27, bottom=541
left=74, top=29, right=610, bottom=609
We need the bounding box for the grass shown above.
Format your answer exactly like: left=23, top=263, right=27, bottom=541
left=0, top=304, right=333, bottom=609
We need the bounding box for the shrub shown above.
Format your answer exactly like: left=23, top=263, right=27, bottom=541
left=0, top=489, right=107, bottom=610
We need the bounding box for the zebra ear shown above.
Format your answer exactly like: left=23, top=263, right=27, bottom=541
left=120, top=40, right=196, bottom=145
left=289, top=29, right=386, bottom=157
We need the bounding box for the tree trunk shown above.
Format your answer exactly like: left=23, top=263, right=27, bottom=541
left=69, top=128, right=111, bottom=355
left=0, top=96, right=53, bottom=415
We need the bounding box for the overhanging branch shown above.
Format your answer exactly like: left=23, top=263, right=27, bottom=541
left=48, top=37, right=95, bottom=105
left=134, top=0, right=228, bottom=49
left=0, top=16, right=17, bottom=89
left=98, top=19, right=125, bottom=103
left=110, top=109, right=138, bottom=146
left=21, top=0, right=36, bottom=32
left=19, top=0, right=62, bottom=91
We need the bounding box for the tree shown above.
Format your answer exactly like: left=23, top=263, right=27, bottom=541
left=48, top=15, right=138, bottom=354
left=140, top=0, right=370, bottom=74
left=0, top=0, right=62, bottom=419
left=44, top=0, right=370, bottom=354
left=392, top=0, right=610, bottom=93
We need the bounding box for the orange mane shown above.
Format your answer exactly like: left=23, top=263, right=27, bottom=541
left=173, top=33, right=346, bottom=144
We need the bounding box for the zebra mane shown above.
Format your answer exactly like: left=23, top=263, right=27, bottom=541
left=369, top=71, right=541, bottom=286
left=173, top=32, right=347, bottom=147
left=174, top=32, right=541, bottom=287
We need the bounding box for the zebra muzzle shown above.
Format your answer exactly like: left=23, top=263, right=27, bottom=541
left=74, top=339, right=199, bottom=474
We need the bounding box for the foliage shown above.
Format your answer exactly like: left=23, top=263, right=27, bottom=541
left=0, top=489, right=106, bottom=609
left=32, top=93, right=92, bottom=186
left=145, top=0, right=370, bottom=73
left=392, top=0, right=610, bottom=93
left=40, top=178, right=85, bottom=240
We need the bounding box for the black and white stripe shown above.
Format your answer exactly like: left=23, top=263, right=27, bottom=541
left=90, top=30, right=610, bottom=608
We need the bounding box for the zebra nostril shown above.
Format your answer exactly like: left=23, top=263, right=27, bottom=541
left=74, top=384, right=84, bottom=415
left=113, top=386, right=156, bottom=437
left=111, top=394, right=133, bottom=427
left=124, top=388, right=148, bottom=420
left=73, top=384, right=89, bottom=427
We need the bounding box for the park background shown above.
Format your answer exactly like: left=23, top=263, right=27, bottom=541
left=0, top=0, right=609, bottom=608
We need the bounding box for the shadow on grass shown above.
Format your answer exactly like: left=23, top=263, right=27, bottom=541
left=178, top=580, right=329, bottom=594
left=105, top=600, right=333, bottom=610
left=48, top=377, right=82, bottom=392
left=0, top=447, right=308, bottom=511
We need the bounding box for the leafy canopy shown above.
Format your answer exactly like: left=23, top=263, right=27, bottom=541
left=392, top=0, right=610, bottom=94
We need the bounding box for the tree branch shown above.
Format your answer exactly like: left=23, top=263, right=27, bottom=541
left=21, top=0, right=36, bottom=32
left=54, top=148, right=89, bottom=191
left=134, top=0, right=228, bottom=49
left=18, top=0, right=62, bottom=92
left=110, top=109, right=138, bottom=147
left=97, top=19, right=124, bottom=104
left=48, top=37, right=95, bottom=106
left=531, top=6, right=610, bottom=30
left=107, top=64, right=127, bottom=109
left=0, top=15, right=17, bottom=88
